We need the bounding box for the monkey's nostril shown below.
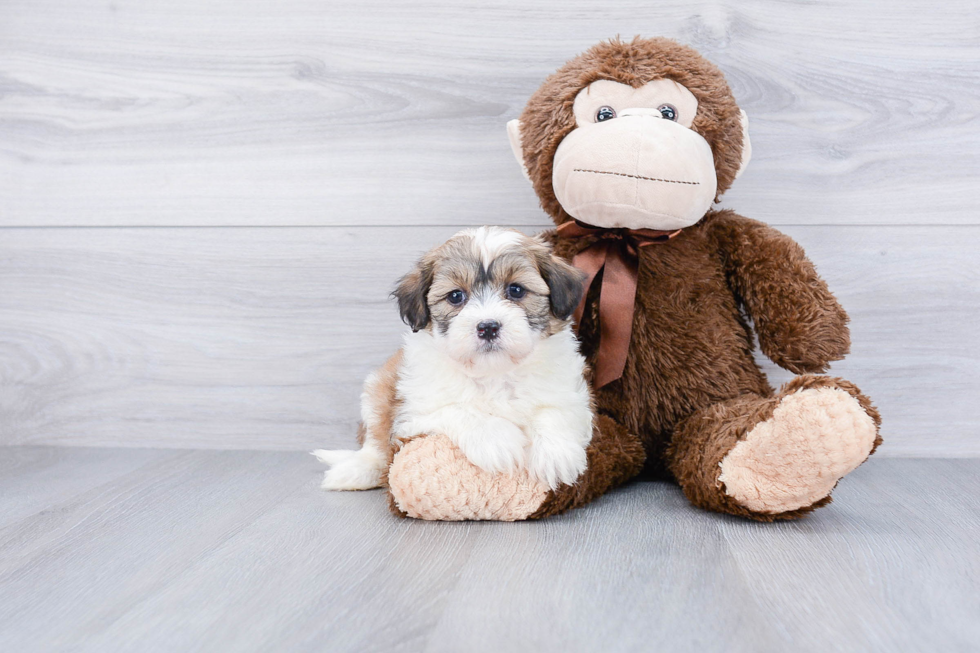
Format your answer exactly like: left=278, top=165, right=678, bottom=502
left=476, top=320, right=501, bottom=341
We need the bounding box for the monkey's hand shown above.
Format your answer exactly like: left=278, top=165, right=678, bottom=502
left=709, top=211, right=850, bottom=374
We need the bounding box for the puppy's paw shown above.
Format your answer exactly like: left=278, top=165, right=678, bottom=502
left=454, top=417, right=528, bottom=475
left=313, top=448, right=384, bottom=491
left=528, top=434, right=588, bottom=490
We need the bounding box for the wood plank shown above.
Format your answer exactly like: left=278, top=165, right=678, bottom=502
left=421, top=484, right=782, bottom=653
left=718, top=458, right=980, bottom=652
left=78, top=464, right=478, bottom=652
left=0, top=447, right=179, bottom=529
left=0, top=450, right=976, bottom=651
left=425, top=459, right=980, bottom=652
left=1, top=225, right=977, bottom=454
left=0, top=449, right=314, bottom=650
left=84, top=483, right=783, bottom=653
left=1, top=0, right=978, bottom=226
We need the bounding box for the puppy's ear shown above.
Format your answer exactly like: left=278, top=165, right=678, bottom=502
left=535, top=245, right=586, bottom=320
left=392, top=257, right=434, bottom=332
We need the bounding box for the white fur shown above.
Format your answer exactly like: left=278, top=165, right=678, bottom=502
left=313, top=445, right=385, bottom=490
left=444, top=291, right=536, bottom=373
left=392, top=325, right=593, bottom=489
left=466, top=225, right=523, bottom=268
left=315, top=367, right=390, bottom=490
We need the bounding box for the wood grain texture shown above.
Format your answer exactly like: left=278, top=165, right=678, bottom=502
left=1, top=224, right=977, bottom=454
left=1, top=0, right=978, bottom=226
left=0, top=449, right=314, bottom=650
left=0, top=446, right=179, bottom=529
left=0, top=450, right=977, bottom=652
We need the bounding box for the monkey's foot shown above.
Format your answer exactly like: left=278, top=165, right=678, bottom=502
left=388, top=433, right=550, bottom=521
left=386, top=414, right=646, bottom=521
left=718, top=385, right=878, bottom=514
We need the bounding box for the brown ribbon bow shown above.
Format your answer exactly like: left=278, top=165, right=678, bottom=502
left=556, top=219, right=681, bottom=388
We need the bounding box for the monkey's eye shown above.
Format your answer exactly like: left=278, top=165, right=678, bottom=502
left=447, top=289, right=467, bottom=306
left=506, top=283, right=526, bottom=300
left=595, top=106, right=617, bottom=122
left=658, top=104, right=678, bottom=121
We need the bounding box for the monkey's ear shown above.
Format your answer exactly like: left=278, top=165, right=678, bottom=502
left=734, top=110, right=752, bottom=180
left=536, top=249, right=587, bottom=320
left=506, top=119, right=532, bottom=183
left=392, top=259, right=434, bottom=332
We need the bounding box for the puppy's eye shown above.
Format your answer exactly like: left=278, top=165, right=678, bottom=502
left=446, top=289, right=466, bottom=306
left=506, top=283, right=526, bottom=300
left=595, top=106, right=616, bottom=122
left=658, top=104, right=678, bottom=121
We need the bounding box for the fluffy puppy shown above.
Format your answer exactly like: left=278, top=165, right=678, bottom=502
left=314, top=226, right=594, bottom=492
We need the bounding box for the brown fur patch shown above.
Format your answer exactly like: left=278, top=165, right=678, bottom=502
left=710, top=212, right=851, bottom=373
left=360, top=349, right=403, bottom=486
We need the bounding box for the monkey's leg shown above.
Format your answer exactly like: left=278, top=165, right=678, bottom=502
left=666, top=376, right=882, bottom=521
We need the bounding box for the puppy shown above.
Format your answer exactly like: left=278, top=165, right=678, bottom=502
left=314, top=226, right=595, bottom=492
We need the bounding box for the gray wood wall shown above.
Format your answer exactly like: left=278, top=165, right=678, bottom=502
left=1, top=0, right=978, bottom=455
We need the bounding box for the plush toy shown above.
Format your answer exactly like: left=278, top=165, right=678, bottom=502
left=386, top=36, right=881, bottom=521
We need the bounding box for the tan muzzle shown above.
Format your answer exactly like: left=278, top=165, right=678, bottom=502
left=551, top=113, right=718, bottom=231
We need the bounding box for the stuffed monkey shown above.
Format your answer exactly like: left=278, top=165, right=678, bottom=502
left=387, top=37, right=881, bottom=521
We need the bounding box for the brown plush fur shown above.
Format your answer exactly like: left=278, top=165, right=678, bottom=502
left=519, top=37, right=881, bottom=521
left=540, top=209, right=854, bottom=481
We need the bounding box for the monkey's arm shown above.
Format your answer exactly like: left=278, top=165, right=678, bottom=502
left=709, top=211, right=850, bottom=374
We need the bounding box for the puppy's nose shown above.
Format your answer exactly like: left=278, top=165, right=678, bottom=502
left=476, top=320, right=500, bottom=341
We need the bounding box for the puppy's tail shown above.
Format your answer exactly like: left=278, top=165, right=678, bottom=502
left=311, top=449, right=356, bottom=466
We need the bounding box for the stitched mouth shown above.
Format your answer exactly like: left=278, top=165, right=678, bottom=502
left=573, top=168, right=699, bottom=186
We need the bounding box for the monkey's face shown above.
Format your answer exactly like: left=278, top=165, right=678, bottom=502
left=507, top=37, right=752, bottom=232
left=550, top=79, right=720, bottom=231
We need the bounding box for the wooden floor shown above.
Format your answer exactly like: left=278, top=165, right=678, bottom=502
left=0, top=449, right=977, bottom=652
